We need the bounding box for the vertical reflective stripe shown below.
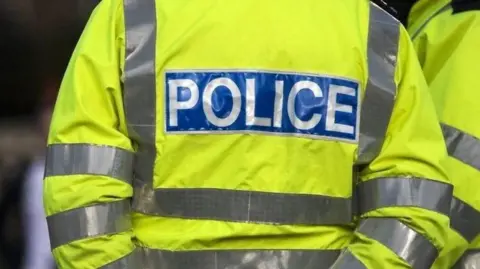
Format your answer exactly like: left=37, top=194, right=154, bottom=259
left=442, top=123, right=480, bottom=171
left=453, top=249, right=480, bottom=269
left=45, top=144, right=134, bottom=184
left=330, top=250, right=367, bottom=269
left=357, top=2, right=400, bottom=165
left=450, top=197, right=480, bottom=242
left=357, top=177, right=452, bottom=216
left=357, top=218, right=437, bottom=269
left=47, top=200, right=132, bottom=249
left=101, top=248, right=143, bottom=269
left=123, top=0, right=157, bottom=210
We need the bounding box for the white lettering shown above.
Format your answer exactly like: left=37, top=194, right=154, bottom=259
left=326, top=85, right=355, bottom=134
left=203, top=78, right=242, bottom=127
left=167, top=73, right=358, bottom=139
left=246, top=79, right=271, bottom=127
left=273, top=80, right=284, bottom=128
left=287, top=81, right=323, bottom=130
left=168, top=79, right=199, bottom=126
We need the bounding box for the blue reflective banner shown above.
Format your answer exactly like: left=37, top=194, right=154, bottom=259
left=165, top=70, right=359, bottom=142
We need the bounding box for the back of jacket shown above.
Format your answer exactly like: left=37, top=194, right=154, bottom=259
left=44, top=0, right=452, bottom=268
left=408, top=0, right=480, bottom=268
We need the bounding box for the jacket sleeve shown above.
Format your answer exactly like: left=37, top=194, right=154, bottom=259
left=409, top=5, right=480, bottom=269
left=43, top=0, right=139, bottom=268
left=331, top=22, right=453, bottom=269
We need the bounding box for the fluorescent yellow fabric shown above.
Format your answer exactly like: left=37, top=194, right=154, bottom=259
left=347, top=23, right=450, bottom=269
left=43, top=1, right=135, bottom=268
left=408, top=1, right=480, bottom=268
left=44, top=0, right=451, bottom=268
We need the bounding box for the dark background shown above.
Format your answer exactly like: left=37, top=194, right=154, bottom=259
left=0, top=0, right=100, bottom=119
left=0, top=1, right=100, bottom=268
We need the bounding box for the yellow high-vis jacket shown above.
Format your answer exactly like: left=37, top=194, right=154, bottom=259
left=408, top=1, right=480, bottom=269
left=44, top=0, right=453, bottom=268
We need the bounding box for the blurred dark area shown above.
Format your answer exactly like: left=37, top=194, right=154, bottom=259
left=0, top=0, right=100, bottom=268
left=385, top=0, right=416, bottom=24
left=0, top=0, right=99, bottom=119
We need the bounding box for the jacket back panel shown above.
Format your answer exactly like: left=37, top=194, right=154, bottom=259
left=131, top=0, right=370, bottom=250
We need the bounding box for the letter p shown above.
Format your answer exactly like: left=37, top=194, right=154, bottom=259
left=168, top=79, right=199, bottom=126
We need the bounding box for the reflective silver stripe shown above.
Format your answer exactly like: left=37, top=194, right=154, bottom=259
left=146, top=249, right=341, bottom=269
left=101, top=249, right=142, bottom=269
left=357, top=2, right=400, bottom=165
left=108, top=248, right=341, bottom=269
left=134, top=185, right=352, bottom=225
left=357, top=177, right=453, bottom=216
left=47, top=200, right=131, bottom=249
left=450, top=197, right=480, bottom=242
left=357, top=218, right=437, bottom=269
left=442, top=123, right=480, bottom=171
left=45, top=144, right=134, bottom=184
left=453, top=249, right=480, bottom=269
left=123, top=0, right=157, bottom=199
left=330, top=250, right=367, bottom=269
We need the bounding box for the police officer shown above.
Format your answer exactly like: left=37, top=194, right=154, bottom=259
left=44, top=0, right=453, bottom=268
left=405, top=0, right=480, bottom=268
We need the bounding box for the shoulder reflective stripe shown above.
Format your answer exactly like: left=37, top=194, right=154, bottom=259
left=357, top=218, right=437, bottom=269
left=133, top=186, right=353, bottom=225
left=357, top=177, right=453, bottom=216
left=357, top=2, right=400, bottom=165
left=45, top=144, right=134, bottom=184
left=47, top=200, right=131, bottom=249
left=453, top=249, right=480, bottom=269
left=442, top=123, right=480, bottom=171
left=450, top=197, right=480, bottom=242
left=101, top=249, right=142, bottom=269
left=123, top=0, right=157, bottom=191
left=330, top=250, right=367, bottom=269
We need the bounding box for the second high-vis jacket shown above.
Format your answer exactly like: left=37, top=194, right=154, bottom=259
left=44, top=0, right=453, bottom=268
left=408, top=0, right=480, bottom=268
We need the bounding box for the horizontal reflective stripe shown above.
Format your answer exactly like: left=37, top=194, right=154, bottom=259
left=442, top=123, right=480, bottom=171
left=101, top=249, right=142, bottom=269
left=357, top=177, right=453, bottom=216
left=102, top=248, right=341, bottom=269
left=45, top=144, right=134, bottom=184
left=450, top=197, right=480, bottom=242
left=453, top=249, right=480, bottom=269
left=330, top=250, right=367, bottom=269
left=357, top=218, right=437, bottom=269
left=133, top=186, right=353, bottom=225
left=47, top=200, right=132, bottom=249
